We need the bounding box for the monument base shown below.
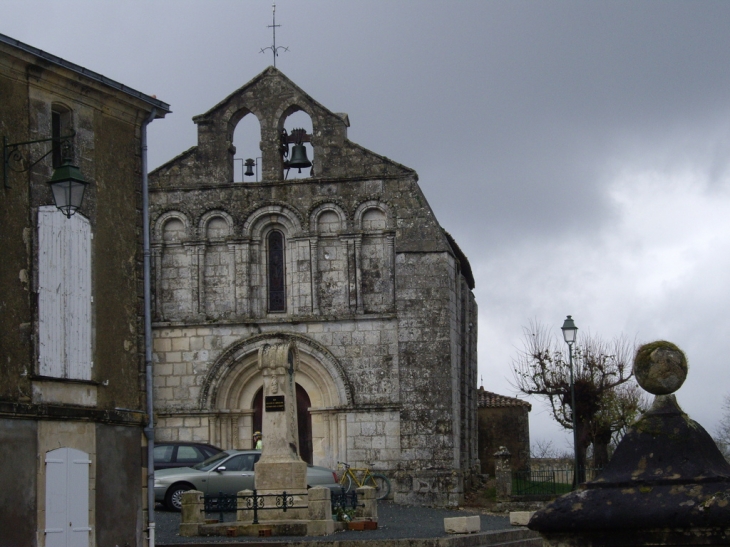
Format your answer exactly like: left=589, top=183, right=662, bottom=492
left=254, top=459, right=307, bottom=491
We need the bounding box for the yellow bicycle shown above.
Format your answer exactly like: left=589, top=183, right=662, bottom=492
left=337, top=461, right=391, bottom=500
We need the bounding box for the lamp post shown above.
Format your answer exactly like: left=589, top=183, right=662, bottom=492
left=561, top=315, right=584, bottom=487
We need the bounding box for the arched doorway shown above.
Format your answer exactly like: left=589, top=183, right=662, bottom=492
left=252, top=383, right=313, bottom=464
left=201, top=333, right=352, bottom=466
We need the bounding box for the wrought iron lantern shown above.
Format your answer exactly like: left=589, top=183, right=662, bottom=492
left=3, top=132, right=89, bottom=218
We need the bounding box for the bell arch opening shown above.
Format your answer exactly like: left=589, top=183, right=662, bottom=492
left=281, top=109, right=314, bottom=180
left=232, top=112, right=262, bottom=182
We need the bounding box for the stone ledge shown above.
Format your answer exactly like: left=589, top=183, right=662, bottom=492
left=198, top=520, right=308, bottom=537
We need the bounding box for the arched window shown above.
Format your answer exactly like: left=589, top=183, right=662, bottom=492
left=267, top=231, right=286, bottom=312
left=51, top=104, right=73, bottom=168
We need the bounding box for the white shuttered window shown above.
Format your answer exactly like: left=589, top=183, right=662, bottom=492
left=38, top=206, right=92, bottom=380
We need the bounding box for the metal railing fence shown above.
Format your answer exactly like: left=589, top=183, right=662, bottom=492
left=512, top=467, right=603, bottom=496
left=201, top=489, right=359, bottom=523
left=203, top=490, right=304, bottom=524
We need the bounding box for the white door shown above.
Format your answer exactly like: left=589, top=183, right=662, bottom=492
left=45, top=448, right=91, bottom=547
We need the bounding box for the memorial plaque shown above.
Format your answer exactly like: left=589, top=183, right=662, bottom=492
left=265, top=395, right=285, bottom=412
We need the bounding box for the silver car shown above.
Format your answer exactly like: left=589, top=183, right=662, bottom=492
left=154, top=449, right=340, bottom=510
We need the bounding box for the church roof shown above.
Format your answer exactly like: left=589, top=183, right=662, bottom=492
left=477, top=387, right=531, bottom=410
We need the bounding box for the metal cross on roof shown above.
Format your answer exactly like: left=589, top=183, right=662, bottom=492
left=260, top=2, right=288, bottom=68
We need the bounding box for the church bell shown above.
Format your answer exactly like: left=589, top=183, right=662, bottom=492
left=244, top=158, right=256, bottom=177
left=287, top=143, right=312, bottom=172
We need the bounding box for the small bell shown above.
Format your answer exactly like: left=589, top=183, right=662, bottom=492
left=244, top=158, right=255, bottom=177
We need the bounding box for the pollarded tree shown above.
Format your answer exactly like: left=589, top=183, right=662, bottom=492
left=511, top=321, right=641, bottom=473
left=588, top=381, right=647, bottom=468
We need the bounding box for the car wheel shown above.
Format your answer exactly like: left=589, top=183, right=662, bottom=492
left=165, top=483, right=194, bottom=512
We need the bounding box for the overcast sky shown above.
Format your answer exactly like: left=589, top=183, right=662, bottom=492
left=5, top=0, right=730, bottom=453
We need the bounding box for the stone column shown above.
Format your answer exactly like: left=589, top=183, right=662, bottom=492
left=179, top=490, right=204, bottom=536
left=152, top=244, right=163, bottom=320
left=310, top=238, right=320, bottom=314
left=354, top=236, right=363, bottom=313
left=494, top=446, right=512, bottom=500
left=240, top=410, right=254, bottom=449
left=250, top=241, right=261, bottom=317
left=190, top=243, right=205, bottom=317
left=236, top=489, right=255, bottom=523
left=231, top=414, right=240, bottom=449
left=343, top=238, right=358, bottom=311
left=230, top=242, right=248, bottom=317
left=254, top=341, right=308, bottom=520
left=355, top=486, right=378, bottom=521
left=385, top=233, right=395, bottom=311
left=307, top=486, right=335, bottom=536
left=210, top=414, right=220, bottom=448
left=338, top=413, right=348, bottom=462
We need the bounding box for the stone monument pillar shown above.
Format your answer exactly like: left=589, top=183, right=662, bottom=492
left=254, top=342, right=308, bottom=519
left=494, top=447, right=512, bottom=500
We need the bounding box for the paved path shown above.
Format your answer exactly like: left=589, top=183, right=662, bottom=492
left=155, top=502, right=511, bottom=544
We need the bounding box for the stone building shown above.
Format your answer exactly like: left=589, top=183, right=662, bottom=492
left=0, top=33, right=169, bottom=546
left=149, top=67, right=478, bottom=505
left=477, top=387, right=531, bottom=476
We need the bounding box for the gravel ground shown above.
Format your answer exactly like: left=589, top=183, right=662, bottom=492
left=154, top=502, right=510, bottom=544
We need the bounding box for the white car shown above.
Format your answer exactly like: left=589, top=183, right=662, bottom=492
left=154, top=449, right=340, bottom=510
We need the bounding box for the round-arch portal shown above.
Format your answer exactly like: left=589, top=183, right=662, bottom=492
left=200, top=333, right=352, bottom=467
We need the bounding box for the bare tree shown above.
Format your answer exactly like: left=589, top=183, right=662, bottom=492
left=511, top=321, right=641, bottom=472
left=531, top=438, right=574, bottom=460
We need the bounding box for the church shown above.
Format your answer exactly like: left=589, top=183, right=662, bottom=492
left=149, top=67, right=478, bottom=506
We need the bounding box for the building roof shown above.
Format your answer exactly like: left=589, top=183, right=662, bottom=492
left=477, top=387, right=531, bottom=410
left=0, top=33, right=170, bottom=116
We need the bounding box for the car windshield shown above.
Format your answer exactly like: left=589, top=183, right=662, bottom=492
left=192, top=451, right=229, bottom=471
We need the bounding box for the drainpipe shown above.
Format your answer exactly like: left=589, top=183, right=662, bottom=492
left=142, top=107, right=157, bottom=547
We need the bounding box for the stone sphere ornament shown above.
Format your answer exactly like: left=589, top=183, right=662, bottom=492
left=633, top=340, right=688, bottom=395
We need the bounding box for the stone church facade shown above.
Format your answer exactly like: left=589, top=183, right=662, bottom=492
left=149, top=67, right=477, bottom=505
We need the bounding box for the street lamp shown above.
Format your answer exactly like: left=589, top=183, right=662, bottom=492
left=46, top=159, right=89, bottom=218
left=3, top=132, right=89, bottom=218
left=561, top=315, right=584, bottom=486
